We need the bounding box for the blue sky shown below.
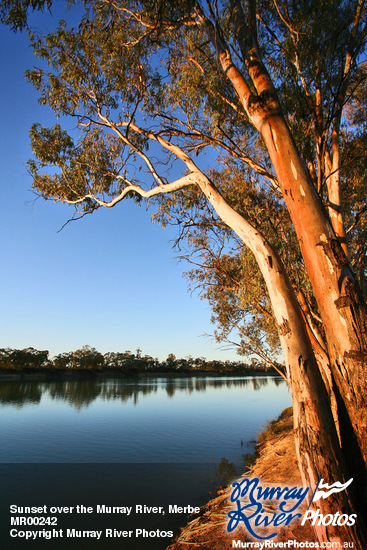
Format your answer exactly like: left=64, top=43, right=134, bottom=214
left=0, top=8, right=240, bottom=362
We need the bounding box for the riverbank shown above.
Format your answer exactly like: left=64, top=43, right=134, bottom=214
left=166, top=407, right=316, bottom=549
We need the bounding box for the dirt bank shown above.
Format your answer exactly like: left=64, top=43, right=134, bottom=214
left=166, top=407, right=316, bottom=549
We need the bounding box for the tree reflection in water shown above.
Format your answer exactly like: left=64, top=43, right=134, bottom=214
left=0, top=376, right=284, bottom=409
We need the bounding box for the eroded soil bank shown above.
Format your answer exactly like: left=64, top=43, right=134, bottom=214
left=166, top=407, right=316, bottom=550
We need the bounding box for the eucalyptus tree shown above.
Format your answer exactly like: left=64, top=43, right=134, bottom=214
left=3, top=0, right=367, bottom=544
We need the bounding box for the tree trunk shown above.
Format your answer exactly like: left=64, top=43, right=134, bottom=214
left=197, top=2, right=367, bottom=542
left=257, top=113, right=367, bottom=490
left=215, top=0, right=367, bottom=479
left=195, top=174, right=366, bottom=545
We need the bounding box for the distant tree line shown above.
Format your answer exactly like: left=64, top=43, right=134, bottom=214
left=0, top=345, right=277, bottom=374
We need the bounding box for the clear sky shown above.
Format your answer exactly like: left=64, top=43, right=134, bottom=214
left=0, top=8, right=240, bottom=362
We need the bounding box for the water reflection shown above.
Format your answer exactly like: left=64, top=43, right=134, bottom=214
left=0, top=375, right=285, bottom=410
left=0, top=382, right=42, bottom=407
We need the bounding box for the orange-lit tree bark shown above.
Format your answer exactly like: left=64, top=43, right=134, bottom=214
left=196, top=0, right=367, bottom=471
left=186, top=0, right=367, bottom=510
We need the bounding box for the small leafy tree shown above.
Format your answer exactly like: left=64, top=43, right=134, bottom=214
left=53, top=351, right=73, bottom=369
left=69, top=345, right=104, bottom=369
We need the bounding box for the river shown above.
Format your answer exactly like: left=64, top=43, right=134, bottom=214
left=0, top=375, right=291, bottom=549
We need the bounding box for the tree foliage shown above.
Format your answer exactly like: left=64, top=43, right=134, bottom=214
left=0, top=0, right=51, bottom=30
left=20, top=0, right=363, bottom=364
left=0, top=347, right=49, bottom=369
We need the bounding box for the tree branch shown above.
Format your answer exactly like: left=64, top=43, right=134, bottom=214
left=63, top=173, right=196, bottom=207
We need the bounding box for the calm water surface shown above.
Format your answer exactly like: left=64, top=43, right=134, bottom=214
left=0, top=375, right=291, bottom=550
left=0, top=375, right=290, bottom=463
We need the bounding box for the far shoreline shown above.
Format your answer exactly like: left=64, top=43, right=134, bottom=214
left=0, top=367, right=278, bottom=382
